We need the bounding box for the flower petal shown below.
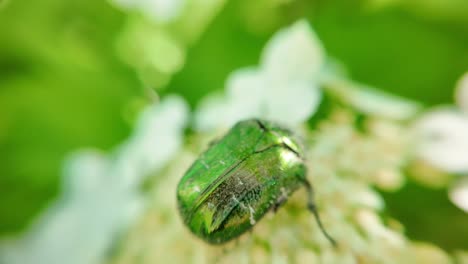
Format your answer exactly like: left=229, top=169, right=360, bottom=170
left=415, top=108, right=468, bottom=173
left=62, top=150, right=110, bottom=196
left=455, top=72, right=468, bottom=114
left=195, top=68, right=265, bottom=130
left=263, top=81, right=321, bottom=126
left=194, top=92, right=230, bottom=131
left=116, top=95, right=189, bottom=188
left=261, top=19, right=325, bottom=84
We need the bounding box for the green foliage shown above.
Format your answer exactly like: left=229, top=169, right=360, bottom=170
left=0, top=0, right=467, bottom=255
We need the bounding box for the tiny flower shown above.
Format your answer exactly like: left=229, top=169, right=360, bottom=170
left=415, top=72, right=468, bottom=173
left=195, top=20, right=324, bottom=130
left=415, top=109, right=468, bottom=173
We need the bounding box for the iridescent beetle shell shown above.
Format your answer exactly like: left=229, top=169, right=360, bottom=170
left=177, top=119, right=335, bottom=245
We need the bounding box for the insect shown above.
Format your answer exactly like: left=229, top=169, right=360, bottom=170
left=177, top=119, right=336, bottom=246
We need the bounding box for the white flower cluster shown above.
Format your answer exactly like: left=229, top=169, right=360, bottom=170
left=0, top=96, right=188, bottom=264
left=414, top=73, right=468, bottom=213
left=108, top=21, right=457, bottom=264
left=110, top=109, right=453, bottom=264
left=415, top=73, right=468, bottom=173
left=195, top=20, right=324, bottom=130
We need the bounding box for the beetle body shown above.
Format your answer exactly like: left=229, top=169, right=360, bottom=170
left=177, top=119, right=334, bottom=245
left=177, top=119, right=305, bottom=244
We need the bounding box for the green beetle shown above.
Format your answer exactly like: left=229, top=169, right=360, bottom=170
left=177, top=119, right=336, bottom=245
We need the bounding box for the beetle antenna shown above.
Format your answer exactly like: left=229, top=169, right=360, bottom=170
left=303, top=180, right=337, bottom=247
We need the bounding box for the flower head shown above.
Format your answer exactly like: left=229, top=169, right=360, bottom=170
left=415, top=72, right=468, bottom=173
left=195, top=20, right=324, bottom=131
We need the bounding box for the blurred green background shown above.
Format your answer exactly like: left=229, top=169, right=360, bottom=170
left=1, top=0, right=467, bottom=251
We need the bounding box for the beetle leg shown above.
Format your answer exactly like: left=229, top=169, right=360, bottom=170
left=272, top=196, right=287, bottom=213
left=303, top=179, right=338, bottom=247
left=272, top=187, right=289, bottom=212
left=254, top=119, right=268, bottom=131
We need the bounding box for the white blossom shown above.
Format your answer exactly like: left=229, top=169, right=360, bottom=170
left=415, top=108, right=468, bottom=173
left=109, top=107, right=436, bottom=264
left=0, top=96, right=188, bottom=264
left=414, top=72, right=468, bottom=173
left=195, top=20, right=324, bottom=130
